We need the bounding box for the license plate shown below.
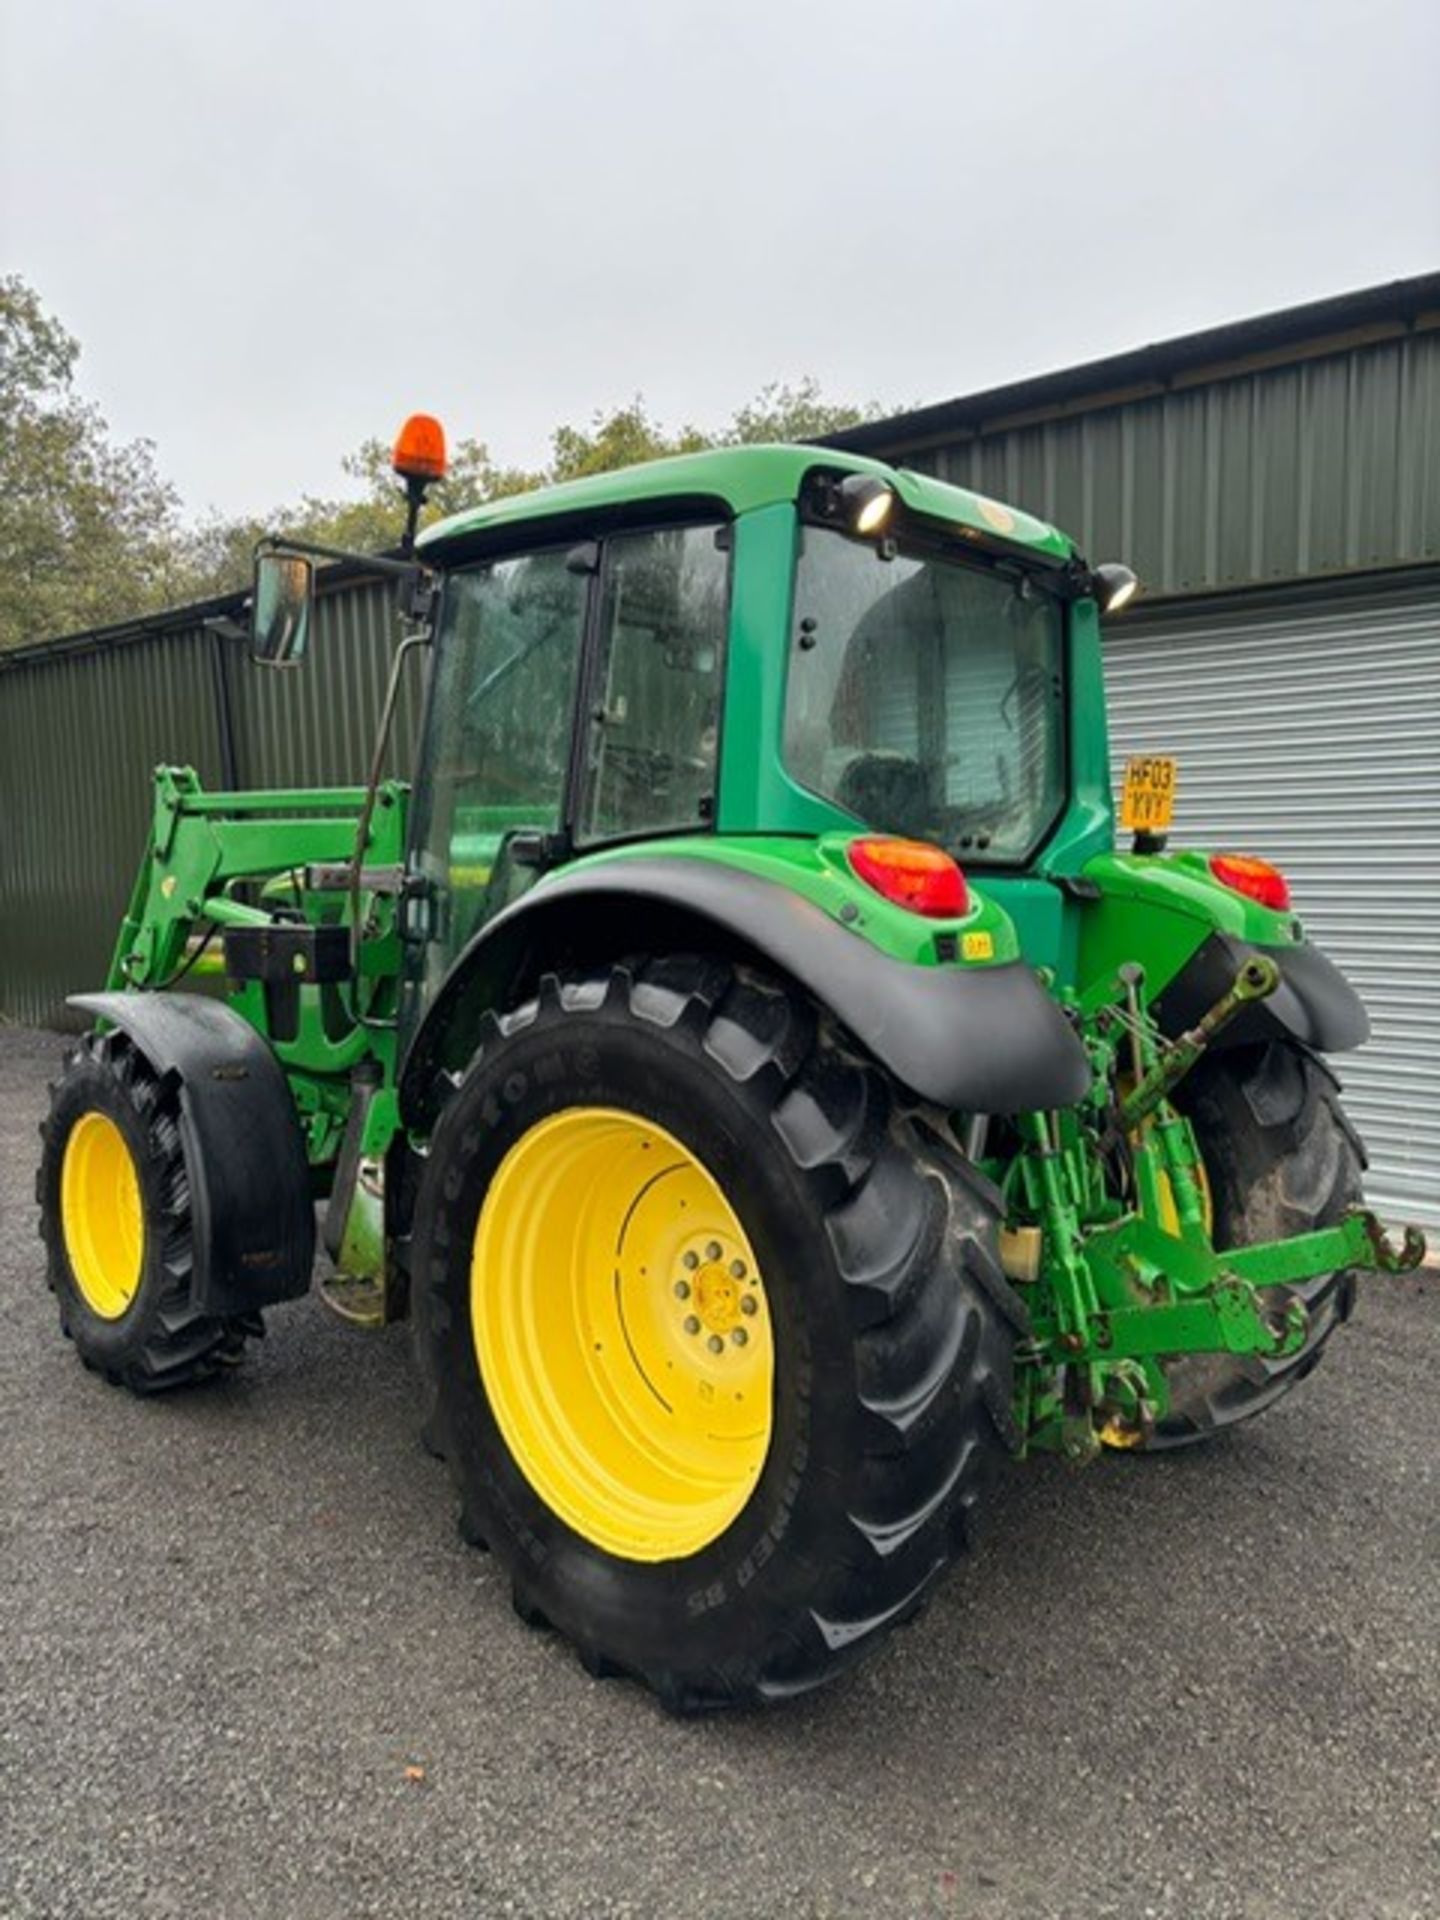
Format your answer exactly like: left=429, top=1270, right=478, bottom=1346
left=1119, top=755, right=1177, bottom=833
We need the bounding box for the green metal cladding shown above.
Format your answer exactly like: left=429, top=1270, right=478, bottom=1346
left=883, top=326, right=1440, bottom=597
left=0, top=580, right=413, bottom=1026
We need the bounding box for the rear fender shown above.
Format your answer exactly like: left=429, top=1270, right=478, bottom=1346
left=1079, top=852, right=1369, bottom=1055
left=1152, top=933, right=1369, bottom=1054
left=70, top=992, right=315, bottom=1314
left=398, top=856, right=1091, bottom=1132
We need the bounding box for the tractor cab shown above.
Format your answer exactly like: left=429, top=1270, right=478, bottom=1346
left=397, top=439, right=1137, bottom=1006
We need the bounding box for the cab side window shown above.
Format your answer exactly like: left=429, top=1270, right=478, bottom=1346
left=410, top=547, right=588, bottom=999
left=578, top=525, right=728, bottom=844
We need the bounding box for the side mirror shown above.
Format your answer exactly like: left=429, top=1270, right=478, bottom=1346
left=251, top=552, right=315, bottom=665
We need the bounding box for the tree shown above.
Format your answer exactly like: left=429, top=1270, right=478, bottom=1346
left=0, top=277, right=188, bottom=649
left=726, top=377, right=881, bottom=446
left=549, top=397, right=708, bottom=482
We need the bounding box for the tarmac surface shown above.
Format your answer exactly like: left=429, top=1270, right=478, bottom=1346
left=1, top=1023, right=1436, bottom=1920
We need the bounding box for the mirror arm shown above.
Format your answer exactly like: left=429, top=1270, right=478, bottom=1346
left=256, top=533, right=428, bottom=586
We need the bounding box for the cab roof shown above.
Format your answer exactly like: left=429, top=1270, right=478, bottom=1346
left=418, top=443, right=1074, bottom=563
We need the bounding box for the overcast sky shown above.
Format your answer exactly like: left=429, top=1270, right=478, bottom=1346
left=3, top=0, right=1437, bottom=523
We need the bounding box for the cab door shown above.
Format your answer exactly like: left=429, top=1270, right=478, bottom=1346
left=405, top=544, right=590, bottom=1011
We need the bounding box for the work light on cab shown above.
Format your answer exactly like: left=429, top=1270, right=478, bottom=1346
left=837, top=473, right=895, bottom=536
left=1093, top=562, right=1140, bottom=614
left=847, top=837, right=969, bottom=918
left=1209, top=852, right=1291, bottom=912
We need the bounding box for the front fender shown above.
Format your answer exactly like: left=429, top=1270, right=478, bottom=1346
left=70, top=992, right=315, bottom=1313
left=399, top=857, right=1091, bottom=1129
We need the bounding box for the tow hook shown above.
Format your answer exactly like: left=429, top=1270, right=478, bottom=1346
left=1355, top=1213, right=1427, bottom=1274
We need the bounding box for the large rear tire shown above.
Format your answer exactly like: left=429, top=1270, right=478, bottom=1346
left=36, top=1029, right=260, bottom=1391
left=1150, top=1039, right=1365, bottom=1446
left=410, top=955, right=1021, bottom=1711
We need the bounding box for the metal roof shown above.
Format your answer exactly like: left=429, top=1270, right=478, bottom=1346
left=819, top=271, right=1440, bottom=460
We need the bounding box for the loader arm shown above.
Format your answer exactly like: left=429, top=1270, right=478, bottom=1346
left=103, top=764, right=408, bottom=1168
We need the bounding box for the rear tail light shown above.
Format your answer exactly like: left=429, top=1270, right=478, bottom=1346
left=847, top=838, right=969, bottom=918
left=1209, top=852, right=1291, bottom=912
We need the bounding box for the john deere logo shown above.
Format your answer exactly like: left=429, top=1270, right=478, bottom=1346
left=976, top=496, right=1016, bottom=535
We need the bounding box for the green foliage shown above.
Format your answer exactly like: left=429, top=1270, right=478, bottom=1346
left=540, top=380, right=884, bottom=487
left=0, top=277, right=190, bottom=650
left=726, top=377, right=880, bottom=446
left=549, top=397, right=708, bottom=482
left=1, top=277, right=890, bottom=644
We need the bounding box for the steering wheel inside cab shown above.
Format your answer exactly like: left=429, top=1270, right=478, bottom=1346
left=834, top=753, right=934, bottom=841
left=834, top=753, right=1004, bottom=853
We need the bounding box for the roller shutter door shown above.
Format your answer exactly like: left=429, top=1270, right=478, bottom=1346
left=1105, top=573, right=1440, bottom=1229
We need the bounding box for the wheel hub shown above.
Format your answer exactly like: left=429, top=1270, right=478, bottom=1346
left=676, top=1238, right=758, bottom=1346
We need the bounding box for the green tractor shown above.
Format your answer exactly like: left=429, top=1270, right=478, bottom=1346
left=36, top=421, right=1424, bottom=1710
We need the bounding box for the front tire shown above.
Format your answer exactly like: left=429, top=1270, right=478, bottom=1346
left=411, top=956, right=1020, bottom=1711
left=37, top=1029, right=259, bottom=1391
left=1151, top=1039, right=1365, bottom=1446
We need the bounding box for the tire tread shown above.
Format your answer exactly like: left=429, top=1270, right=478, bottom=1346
left=1151, top=1039, right=1365, bottom=1446
left=411, top=953, right=1014, bottom=1710
left=38, top=1030, right=259, bottom=1393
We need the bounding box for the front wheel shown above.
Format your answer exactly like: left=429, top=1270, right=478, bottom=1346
left=1150, top=1039, right=1366, bottom=1446
left=410, top=956, right=1022, bottom=1711
left=36, top=1029, right=260, bottom=1391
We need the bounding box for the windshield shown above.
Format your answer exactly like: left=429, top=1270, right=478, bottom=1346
left=783, top=527, right=1066, bottom=863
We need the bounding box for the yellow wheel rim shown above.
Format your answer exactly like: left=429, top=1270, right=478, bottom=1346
left=471, top=1107, right=774, bottom=1562
left=60, top=1111, right=145, bottom=1320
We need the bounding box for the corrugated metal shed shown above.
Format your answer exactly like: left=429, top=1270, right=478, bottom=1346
left=829, top=279, right=1440, bottom=599
left=896, top=330, right=1440, bottom=597
left=1108, top=573, right=1440, bottom=1227
left=0, top=574, right=407, bottom=1027
left=0, top=622, right=225, bottom=1026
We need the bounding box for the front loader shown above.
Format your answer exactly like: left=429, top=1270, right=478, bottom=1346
left=37, top=422, right=1425, bottom=1709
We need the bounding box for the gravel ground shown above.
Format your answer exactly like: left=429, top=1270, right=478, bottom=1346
left=1, top=1023, right=1436, bottom=1920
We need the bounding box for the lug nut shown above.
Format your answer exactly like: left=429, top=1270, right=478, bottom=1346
left=729, top=1259, right=746, bottom=1279
left=683, top=1315, right=700, bottom=1336
left=707, top=1334, right=724, bottom=1355
left=674, top=1280, right=690, bottom=1300
left=706, top=1241, right=722, bottom=1262
left=682, top=1251, right=699, bottom=1271
left=740, top=1295, right=758, bottom=1316
left=731, top=1328, right=748, bottom=1347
